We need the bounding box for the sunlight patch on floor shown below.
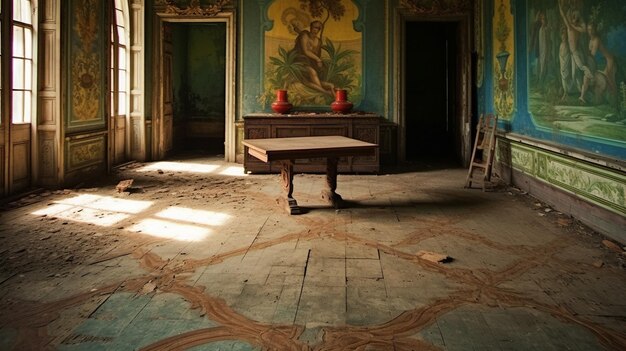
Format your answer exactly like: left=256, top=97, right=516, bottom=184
left=156, top=207, right=232, bottom=227
left=31, top=194, right=153, bottom=227
left=136, top=161, right=248, bottom=177
left=128, top=218, right=211, bottom=242
left=138, top=162, right=221, bottom=174
left=219, top=166, right=248, bottom=176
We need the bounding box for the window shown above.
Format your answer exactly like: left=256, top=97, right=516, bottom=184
left=1, top=2, right=3, bottom=125
left=11, top=0, right=34, bottom=124
left=111, top=0, right=129, bottom=118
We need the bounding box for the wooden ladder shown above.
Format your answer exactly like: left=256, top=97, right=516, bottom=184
left=465, top=114, right=498, bottom=191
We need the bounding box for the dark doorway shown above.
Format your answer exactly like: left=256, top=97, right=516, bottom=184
left=171, top=23, right=226, bottom=156
left=405, top=21, right=459, bottom=165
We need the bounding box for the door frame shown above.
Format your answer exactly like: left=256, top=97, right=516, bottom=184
left=152, top=10, right=236, bottom=162
left=394, top=9, right=472, bottom=166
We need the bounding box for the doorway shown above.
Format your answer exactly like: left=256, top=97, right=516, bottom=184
left=153, top=13, right=236, bottom=162
left=171, top=23, right=226, bottom=156
left=404, top=21, right=461, bottom=166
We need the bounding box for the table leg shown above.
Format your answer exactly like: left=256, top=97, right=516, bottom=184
left=321, top=157, right=344, bottom=208
left=279, top=160, right=301, bottom=214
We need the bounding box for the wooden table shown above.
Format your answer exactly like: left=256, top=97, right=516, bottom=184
left=243, top=136, right=378, bottom=214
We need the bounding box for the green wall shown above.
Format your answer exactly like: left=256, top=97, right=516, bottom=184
left=172, top=23, right=226, bottom=120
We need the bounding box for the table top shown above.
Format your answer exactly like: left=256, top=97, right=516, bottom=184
left=243, top=136, right=378, bottom=163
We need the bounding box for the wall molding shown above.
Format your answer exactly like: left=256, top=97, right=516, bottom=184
left=159, top=0, right=232, bottom=17
left=399, top=0, right=472, bottom=15
left=496, top=137, right=626, bottom=217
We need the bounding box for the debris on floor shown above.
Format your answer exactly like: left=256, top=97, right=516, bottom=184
left=116, top=179, right=134, bottom=193
left=602, top=239, right=624, bottom=253
left=417, top=250, right=453, bottom=263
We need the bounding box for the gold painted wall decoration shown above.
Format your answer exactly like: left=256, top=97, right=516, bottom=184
left=68, top=0, right=106, bottom=131
left=400, top=0, right=472, bottom=15
left=493, top=0, right=515, bottom=119
left=163, top=0, right=232, bottom=17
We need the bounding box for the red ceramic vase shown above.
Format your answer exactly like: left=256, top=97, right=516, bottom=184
left=271, top=89, right=293, bottom=114
left=331, top=89, right=353, bottom=114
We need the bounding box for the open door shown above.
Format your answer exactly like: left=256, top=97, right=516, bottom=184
left=154, top=22, right=174, bottom=160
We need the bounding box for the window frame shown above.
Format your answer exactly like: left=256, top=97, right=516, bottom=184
left=10, top=0, right=35, bottom=125
left=110, top=0, right=129, bottom=120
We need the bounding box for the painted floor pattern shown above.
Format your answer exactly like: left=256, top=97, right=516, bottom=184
left=0, top=156, right=625, bottom=350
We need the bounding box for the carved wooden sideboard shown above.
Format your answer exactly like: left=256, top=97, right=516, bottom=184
left=243, top=113, right=381, bottom=173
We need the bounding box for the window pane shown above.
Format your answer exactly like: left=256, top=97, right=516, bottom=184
left=12, top=58, right=24, bottom=89
left=118, top=71, right=127, bottom=89
left=24, top=28, right=32, bottom=58
left=117, top=27, right=126, bottom=45
left=25, top=60, right=32, bottom=90
left=13, top=26, right=24, bottom=57
left=12, top=0, right=20, bottom=20
left=13, top=0, right=31, bottom=24
left=118, top=48, right=127, bottom=69
left=12, top=91, right=23, bottom=123
left=22, top=0, right=32, bottom=24
left=23, top=91, right=31, bottom=122
left=116, top=10, right=124, bottom=26
left=0, top=24, right=4, bottom=126
left=118, top=93, right=126, bottom=112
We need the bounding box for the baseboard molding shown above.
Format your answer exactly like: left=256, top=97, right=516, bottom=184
left=498, top=164, right=626, bottom=244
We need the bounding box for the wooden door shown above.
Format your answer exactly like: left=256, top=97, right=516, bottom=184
left=160, top=23, right=174, bottom=158
left=9, top=124, right=31, bottom=193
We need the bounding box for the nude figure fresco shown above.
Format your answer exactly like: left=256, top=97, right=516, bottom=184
left=527, top=0, right=626, bottom=143
left=261, top=0, right=362, bottom=108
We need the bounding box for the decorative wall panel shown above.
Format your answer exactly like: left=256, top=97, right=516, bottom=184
left=493, top=0, right=515, bottom=119
left=66, top=0, right=107, bottom=132
left=40, top=133, right=56, bottom=178
left=65, top=136, right=106, bottom=171
left=12, top=143, right=30, bottom=183
left=497, top=139, right=626, bottom=216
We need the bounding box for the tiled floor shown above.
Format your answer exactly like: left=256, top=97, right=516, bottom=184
left=0, top=156, right=625, bottom=350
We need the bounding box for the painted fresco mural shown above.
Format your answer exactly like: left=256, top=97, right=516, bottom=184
left=493, top=0, right=515, bottom=119
left=260, top=0, right=362, bottom=108
left=68, top=0, right=106, bottom=131
left=527, top=0, right=626, bottom=144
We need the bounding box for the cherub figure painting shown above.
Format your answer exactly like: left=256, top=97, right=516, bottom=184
left=261, top=0, right=362, bottom=107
